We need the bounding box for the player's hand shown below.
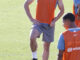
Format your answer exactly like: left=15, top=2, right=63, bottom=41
left=50, top=21, right=55, bottom=27
left=31, top=19, right=40, bottom=25
left=50, top=18, right=57, bottom=27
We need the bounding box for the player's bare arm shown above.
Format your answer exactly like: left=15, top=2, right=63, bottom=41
left=24, top=0, right=40, bottom=25
left=57, top=50, right=64, bottom=60
left=50, top=0, right=64, bottom=27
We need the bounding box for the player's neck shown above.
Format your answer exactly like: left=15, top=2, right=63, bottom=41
left=69, top=23, right=77, bottom=29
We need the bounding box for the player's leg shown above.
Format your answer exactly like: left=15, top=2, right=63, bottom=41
left=42, top=25, right=55, bottom=60
left=42, top=42, right=51, bottom=60
left=30, top=28, right=41, bottom=60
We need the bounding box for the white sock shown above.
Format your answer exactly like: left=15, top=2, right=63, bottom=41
left=32, top=51, right=37, bottom=59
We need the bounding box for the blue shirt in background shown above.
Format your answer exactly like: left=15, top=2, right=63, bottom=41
left=74, top=0, right=80, bottom=14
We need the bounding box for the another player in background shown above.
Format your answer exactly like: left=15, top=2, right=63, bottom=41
left=73, top=0, right=80, bottom=27
left=24, top=0, right=64, bottom=60
left=57, top=13, right=80, bottom=60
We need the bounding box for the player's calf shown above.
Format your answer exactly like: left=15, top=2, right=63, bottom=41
left=30, top=36, right=37, bottom=52
left=30, top=36, right=38, bottom=60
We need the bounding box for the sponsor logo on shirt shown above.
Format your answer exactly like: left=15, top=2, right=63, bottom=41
left=67, top=47, right=80, bottom=52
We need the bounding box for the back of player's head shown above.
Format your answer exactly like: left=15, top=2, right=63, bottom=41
left=63, top=13, right=75, bottom=22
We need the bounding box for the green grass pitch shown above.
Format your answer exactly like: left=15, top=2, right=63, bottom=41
left=0, top=0, right=73, bottom=60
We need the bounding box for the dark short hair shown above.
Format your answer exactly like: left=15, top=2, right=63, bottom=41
left=63, top=13, right=75, bottom=22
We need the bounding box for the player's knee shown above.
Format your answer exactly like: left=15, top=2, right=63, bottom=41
left=30, top=33, right=38, bottom=41
left=30, top=36, right=36, bottom=41
left=45, top=47, right=49, bottom=52
left=44, top=43, right=50, bottom=52
left=44, top=48, right=49, bottom=52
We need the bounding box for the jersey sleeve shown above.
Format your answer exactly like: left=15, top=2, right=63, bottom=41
left=57, top=33, right=65, bottom=51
